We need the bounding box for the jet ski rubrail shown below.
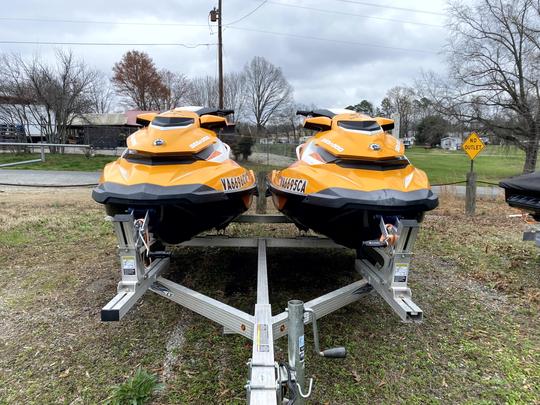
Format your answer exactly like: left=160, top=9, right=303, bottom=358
left=92, top=107, right=257, bottom=244
left=268, top=108, right=438, bottom=248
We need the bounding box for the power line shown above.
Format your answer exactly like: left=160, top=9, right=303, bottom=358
left=264, top=1, right=444, bottom=28
left=0, top=7, right=442, bottom=52
left=0, top=40, right=216, bottom=47
left=308, top=0, right=446, bottom=16
left=0, top=16, right=208, bottom=27
left=226, top=0, right=268, bottom=26
left=226, top=26, right=439, bottom=53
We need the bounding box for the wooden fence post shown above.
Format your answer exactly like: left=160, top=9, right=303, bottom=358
left=465, top=169, right=477, bottom=215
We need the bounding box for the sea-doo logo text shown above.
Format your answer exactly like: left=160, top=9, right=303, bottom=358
left=221, top=173, right=250, bottom=191
left=369, top=143, right=381, bottom=151
left=279, top=177, right=307, bottom=194
left=321, top=138, right=344, bottom=152
left=153, top=139, right=165, bottom=146
left=190, top=135, right=210, bottom=149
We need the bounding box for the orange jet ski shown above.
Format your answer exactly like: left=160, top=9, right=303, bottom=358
left=92, top=107, right=257, bottom=244
left=268, top=109, right=438, bottom=248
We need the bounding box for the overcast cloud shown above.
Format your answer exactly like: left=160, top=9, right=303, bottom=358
left=0, top=0, right=449, bottom=109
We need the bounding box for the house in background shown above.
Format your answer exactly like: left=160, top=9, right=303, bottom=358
left=67, top=110, right=152, bottom=148
left=402, top=136, right=415, bottom=148
left=259, top=138, right=275, bottom=145
left=0, top=96, right=53, bottom=142
left=440, top=136, right=462, bottom=150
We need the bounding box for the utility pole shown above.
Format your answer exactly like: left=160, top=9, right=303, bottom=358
left=210, top=1, right=224, bottom=109
left=218, top=0, right=224, bottom=108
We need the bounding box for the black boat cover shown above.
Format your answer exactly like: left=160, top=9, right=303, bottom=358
left=499, top=171, right=540, bottom=194
left=500, top=171, right=540, bottom=220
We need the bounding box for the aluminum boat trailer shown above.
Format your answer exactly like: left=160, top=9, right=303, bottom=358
left=101, top=213, right=424, bottom=404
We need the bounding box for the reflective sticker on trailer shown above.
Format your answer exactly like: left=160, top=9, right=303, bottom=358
left=121, top=256, right=136, bottom=276
left=221, top=173, right=250, bottom=191
left=279, top=176, right=308, bottom=194
left=256, top=323, right=270, bottom=353
left=394, top=263, right=409, bottom=283
left=299, top=334, right=305, bottom=362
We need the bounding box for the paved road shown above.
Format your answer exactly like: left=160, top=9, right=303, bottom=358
left=0, top=169, right=100, bottom=186
left=432, top=185, right=503, bottom=197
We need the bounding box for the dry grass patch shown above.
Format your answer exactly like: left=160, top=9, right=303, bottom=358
left=0, top=187, right=538, bottom=404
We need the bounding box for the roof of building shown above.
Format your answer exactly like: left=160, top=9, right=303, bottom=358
left=70, top=110, right=156, bottom=127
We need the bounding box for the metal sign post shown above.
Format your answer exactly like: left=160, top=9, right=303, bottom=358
left=462, top=132, right=486, bottom=215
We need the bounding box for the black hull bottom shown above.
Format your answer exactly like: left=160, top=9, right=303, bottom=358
left=105, top=197, right=249, bottom=244
left=280, top=200, right=425, bottom=249
left=94, top=182, right=255, bottom=244
left=503, top=192, right=540, bottom=221
left=271, top=186, right=438, bottom=249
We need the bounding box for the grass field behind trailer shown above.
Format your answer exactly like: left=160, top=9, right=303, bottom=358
left=0, top=144, right=537, bottom=185
left=405, top=146, right=531, bottom=185
left=0, top=188, right=538, bottom=404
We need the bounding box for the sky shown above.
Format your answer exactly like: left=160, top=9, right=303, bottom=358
left=0, top=0, right=449, bottom=110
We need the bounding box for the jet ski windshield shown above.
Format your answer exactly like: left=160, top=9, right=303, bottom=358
left=150, top=116, right=194, bottom=129
left=300, top=142, right=337, bottom=165
left=337, top=120, right=382, bottom=134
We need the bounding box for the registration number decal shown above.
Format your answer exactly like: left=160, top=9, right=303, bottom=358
left=221, top=173, right=250, bottom=191
left=279, top=177, right=307, bottom=194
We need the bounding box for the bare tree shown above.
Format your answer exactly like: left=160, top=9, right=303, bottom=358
left=187, top=73, right=246, bottom=121
left=386, top=86, right=416, bottom=138
left=268, top=103, right=306, bottom=142
left=0, top=50, right=98, bottom=145
left=156, top=69, right=190, bottom=110
left=88, top=71, right=115, bottom=113
left=223, top=72, right=247, bottom=121
left=423, top=0, right=540, bottom=173
left=112, top=50, right=165, bottom=111
left=243, top=56, right=293, bottom=132
left=186, top=75, right=218, bottom=108
left=0, top=58, right=36, bottom=142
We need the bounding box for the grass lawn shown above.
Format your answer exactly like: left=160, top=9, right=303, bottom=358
left=405, top=146, right=533, bottom=185
left=0, top=153, right=116, bottom=171
left=0, top=153, right=277, bottom=175
left=0, top=188, right=539, bottom=404
left=0, top=144, right=537, bottom=185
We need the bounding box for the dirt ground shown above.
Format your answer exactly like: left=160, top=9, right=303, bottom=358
left=0, top=186, right=538, bottom=404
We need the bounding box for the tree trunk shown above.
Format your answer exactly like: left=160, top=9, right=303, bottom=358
left=523, top=140, right=539, bottom=173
